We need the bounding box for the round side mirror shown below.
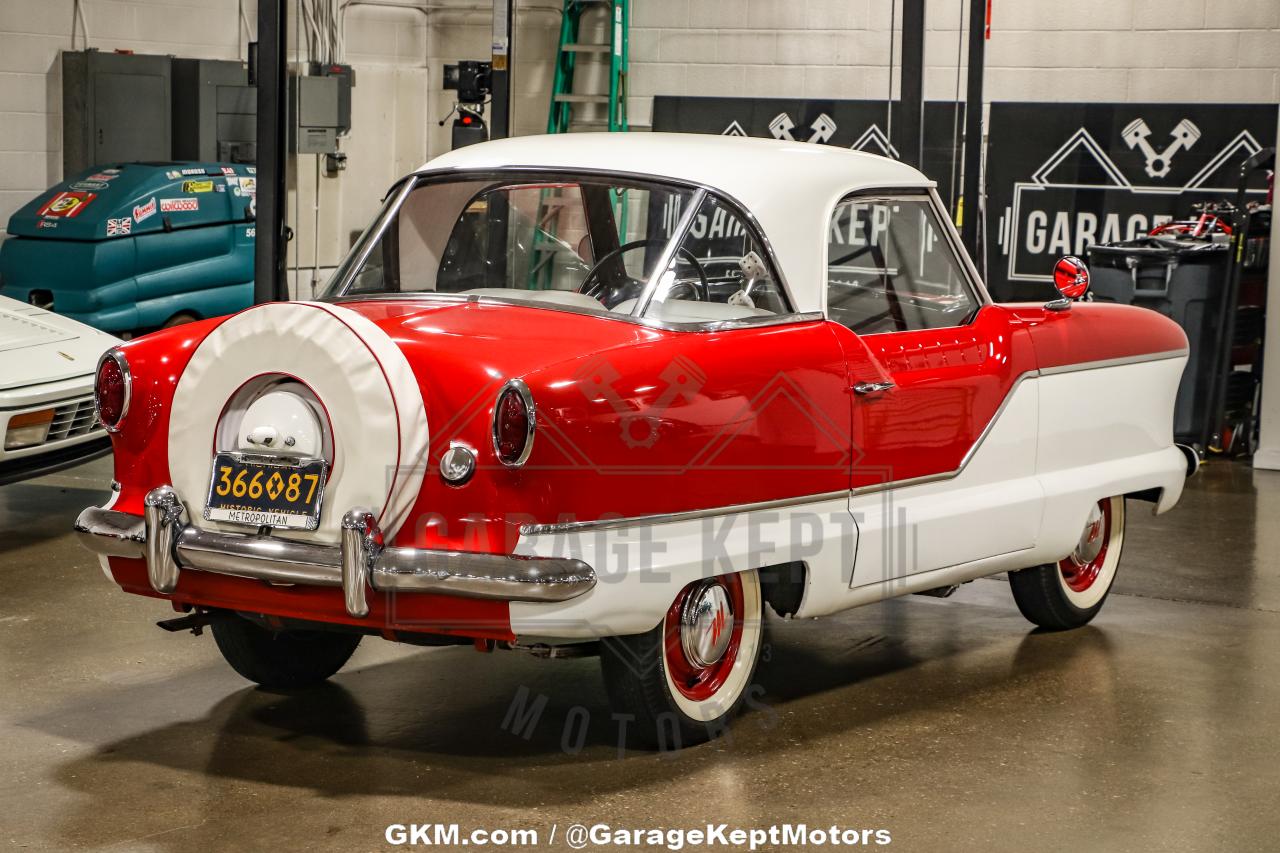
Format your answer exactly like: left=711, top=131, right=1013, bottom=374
left=1053, top=255, right=1090, bottom=299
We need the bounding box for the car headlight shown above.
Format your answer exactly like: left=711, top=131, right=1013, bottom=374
left=4, top=408, right=55, bottom=449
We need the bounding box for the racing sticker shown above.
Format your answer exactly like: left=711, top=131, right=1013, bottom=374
left=165, top=170, right=181, bottom=179
left=133, top=197, right=157, bottom=223
left=86, top=172, right=118, bottom=181
left=106, top=217, right=132, bottom=236
left=182, top=180, right=214, bottom=193
left=159, top=197, right=199, bottom=212
left=37, top=192, right=96, bottom=218
left=180, top=167, right=207, bottom=176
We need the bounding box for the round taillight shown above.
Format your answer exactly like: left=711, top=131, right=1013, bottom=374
left=492, top=379, right=535, bottom=467
left=94, top=349, right=131, bottom=432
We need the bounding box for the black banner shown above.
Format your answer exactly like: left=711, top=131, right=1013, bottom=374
left=986, top=102, right=1277, bottom=300
left=651, top=96, right=965, bottom=208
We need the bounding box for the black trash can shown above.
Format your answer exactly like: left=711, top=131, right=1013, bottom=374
left=1086, top=237, right=1230, bottom=446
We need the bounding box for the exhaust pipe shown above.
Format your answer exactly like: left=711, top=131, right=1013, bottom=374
left=1176, top=443, right=1201, bottom=478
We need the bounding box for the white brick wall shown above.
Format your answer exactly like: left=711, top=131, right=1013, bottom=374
left=629, top=0, right=1280, bottom=113
left=629, top=0, right=1280, bottom=126
left=2, top=0, right=1276, bottom=271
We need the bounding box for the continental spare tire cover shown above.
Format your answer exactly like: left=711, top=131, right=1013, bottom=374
left=168, top=301, right=428, bottom=545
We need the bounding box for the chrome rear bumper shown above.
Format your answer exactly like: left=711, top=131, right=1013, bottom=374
left=75, top=485, right=596, bottom=618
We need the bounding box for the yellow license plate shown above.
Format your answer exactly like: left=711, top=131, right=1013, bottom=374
left=203, top=452, right=328, bottom=530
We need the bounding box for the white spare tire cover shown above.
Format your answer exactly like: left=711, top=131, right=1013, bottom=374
left=169, top=301, right=428, bottom=545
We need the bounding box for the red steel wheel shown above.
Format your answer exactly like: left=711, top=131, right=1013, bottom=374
left=599, top=569, right=764, bottom=747
left=1059, top=499, right=1112, bottom=594
left=663, top=573, right=746, bottom=703
left=1009, top=496, right=1126, bottom=630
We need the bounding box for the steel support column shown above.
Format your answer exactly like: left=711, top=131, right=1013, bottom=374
left=960, top=0, right=986, bottom=264
left=253, top=0, right=288, bottom=303
left=897, top=0, right=926, bottom=170
left=489, top=0, right=515, bottom=139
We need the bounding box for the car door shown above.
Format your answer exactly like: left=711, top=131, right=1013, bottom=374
left=823, top=192, right=1044, bottom=589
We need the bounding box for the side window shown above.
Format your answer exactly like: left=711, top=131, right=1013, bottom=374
left=437, top=183, right=592, bottom=292
left=826, top=196, right=977, bottom=334
left=643, top=194, right=793, bottom=322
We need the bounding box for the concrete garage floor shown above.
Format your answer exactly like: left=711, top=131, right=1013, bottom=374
left=2, top=458, right=1279, bottom=852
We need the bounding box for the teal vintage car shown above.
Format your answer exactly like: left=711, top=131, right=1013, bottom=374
left=0, top=163, right=256, bottom=335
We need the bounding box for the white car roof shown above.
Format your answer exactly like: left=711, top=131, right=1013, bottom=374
left=418, top=133, right=937, bottom=313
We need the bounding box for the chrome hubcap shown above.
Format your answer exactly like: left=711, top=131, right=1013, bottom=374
left=1073, top=503, right=1106, bottom=565
left=680, top=581, right=733, bottom=668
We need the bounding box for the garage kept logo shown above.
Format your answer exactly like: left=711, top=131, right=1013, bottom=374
left=985, top=102, right=1278, bottom=300
left=650, top=95, right=964, bottom=259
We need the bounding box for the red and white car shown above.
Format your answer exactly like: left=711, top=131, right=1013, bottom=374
left=77, top=134, right=1193, bottom=747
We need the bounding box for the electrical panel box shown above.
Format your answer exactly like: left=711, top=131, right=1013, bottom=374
left=62, top=50, right=173, bottom=175
left=312, top=63, right=355, bottom=136
left=171, top=59, right=256, bottom=163
left=290, top=75, right=340, bottom=155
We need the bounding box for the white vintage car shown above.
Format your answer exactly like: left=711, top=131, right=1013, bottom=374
left=76, top=134, right=1194, bottom=748
left=0, top=295, right=118, bottom=484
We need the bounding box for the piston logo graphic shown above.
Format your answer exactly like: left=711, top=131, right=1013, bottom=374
left=576, top=355, right=706, bottom=449
left=1121, top=117, right=1200, bottom=179
left=766, top=112, right=837, bottom=144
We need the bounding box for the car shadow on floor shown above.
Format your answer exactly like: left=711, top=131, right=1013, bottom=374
left=0, top=482, right=111, bottom=552
left=37, top=594, right=1127, bottom=849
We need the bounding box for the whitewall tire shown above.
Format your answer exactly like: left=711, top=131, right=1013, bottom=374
left=1009, top=496, right=1126, bottom=630
left=601, top=569, right=764, bottom=748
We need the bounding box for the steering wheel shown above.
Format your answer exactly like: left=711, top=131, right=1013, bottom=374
left=578, top=238, right=710, bottom=304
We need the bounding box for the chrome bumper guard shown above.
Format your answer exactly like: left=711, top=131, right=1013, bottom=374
left=75, top=485, right=596, bottom=618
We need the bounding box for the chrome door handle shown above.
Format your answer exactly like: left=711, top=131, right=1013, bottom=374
left=853, top=381, right=895, bottom=395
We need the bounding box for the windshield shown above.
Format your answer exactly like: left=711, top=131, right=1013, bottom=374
left=321, top=173, right=793, bottom=325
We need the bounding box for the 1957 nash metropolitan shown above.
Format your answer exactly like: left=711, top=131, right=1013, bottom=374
left=77, top=134, right=1194, bottom=747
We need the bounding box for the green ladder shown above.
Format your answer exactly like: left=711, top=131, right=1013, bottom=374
left=529, top=0, right=630, bottom=289
left=547, top=0, right=630, bottom=134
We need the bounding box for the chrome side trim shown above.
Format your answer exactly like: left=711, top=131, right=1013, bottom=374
left=331, top=291, right=826, bottom=334
left=519, top=489, right=852, bottom=536
left=1037, top=348, right=1189, bottom=375
left=520, top=349, right=1189, bottom=535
